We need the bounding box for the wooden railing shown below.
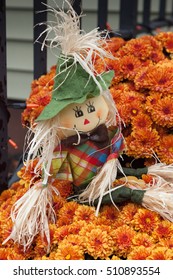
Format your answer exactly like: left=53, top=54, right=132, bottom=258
left=1, top=0, right=173, bottom=192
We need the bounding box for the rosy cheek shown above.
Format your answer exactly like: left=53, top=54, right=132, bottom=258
left=96, top=109, right=103, bottom=118
left=60, top=119, right=74, bottom=128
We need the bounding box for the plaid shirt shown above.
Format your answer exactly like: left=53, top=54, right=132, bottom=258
left=51, top=127, right=125, bottom=187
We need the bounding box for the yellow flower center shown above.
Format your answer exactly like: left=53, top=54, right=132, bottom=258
left=65, top=254, right=71, bottom=260
left=131, top=109, right=138, bottom=115
left=146, top=218, right=151, bottom=223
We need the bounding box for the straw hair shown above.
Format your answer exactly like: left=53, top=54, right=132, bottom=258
left=36, top=0, right=115, bottom=92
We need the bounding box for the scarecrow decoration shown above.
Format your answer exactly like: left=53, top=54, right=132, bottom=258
left=4, top=1, right=173, bottom=251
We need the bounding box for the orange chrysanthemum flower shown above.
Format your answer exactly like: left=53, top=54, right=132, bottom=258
left=131, top=113, right=152, bottom=131
left=111, top=225, right=136, bottom=257
left=53, top=243, right=84, bottom=260
left=120, top=55, right=142, bottom=80
left=59, top=234, right=85, bottom=250
left=149, top=96, right=173, bottom=127
left=97, top=206, right=123, bottom=228
left=52, top=225, right=70, bottom=244
left=94, top=57, right=122, bottom=81
left=73, top=205, right=97, bottom=223
left=51, top=179, right=73, bottom=198
left=159, top=236, right=173, bottom=249
left=116, top=37, right=154, bottom=60
left=152, top=220, right=173, bottom=241
left=0, top=248, right=24, bottom=260
left=132, top=208, right=160, bottom=233
left=119, top=203, right=141, bottom=224
left=134, top=62, right=173, bottom=93
left=0, top=189, right=15, bottom=206
left=147, top=247, right=173, bottom=260
left=84, top=227, right=114, bottom=259
left=132, top=232, right=155, bottom=248
left=127, top=245, right=152, bottom=260
left=104, top=37, right=125, bottom=54
left=125, top=128, right=159, bottom=158
left=155, top=32, right=173, bottom=54
left=68, top=220, right=87, bottom=235
left=118, top=99, right=144, bottom=125
left=57, top=201, right=79, bottom=226
left=157, top=134, right=173, bottom=164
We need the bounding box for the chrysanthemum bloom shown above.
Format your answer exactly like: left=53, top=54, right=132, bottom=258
left=104, top=37, right=125, bottom=54
left=147, top=247, right=173, bottom=260
left=148, top=50, right=165, bottom=63
left=155, top=32, right=173, bottom=54
left=0, top=248, right=24, bottom=260
left=145, top=92, right=162, bottom=112
left=111, top=225, right=136, bottom=257
left=58, top=234, right=85, bottom=250
left=125, top=128, right=159, bottom=158
left=132, top=232, right=155, bottom=248
left=52, top=225, right=70, bottom=244
left=57, top=201, right=79, bottom=226
left=152, top=220, right=173, bottom=241
left=132, top=208, right=160, bottom=234
left=116, top=37, right=154, bottom=60
left=127, top=245, right=152, bottom=260
left=53, top=243, right=84, bottom=260
left=135, top=62, right=173, bottom=94
left=120, top=55, right=142, bottom=80
left=51, top=179, right=73, bottom=199
left=119, top=203, right=141, bottom=225
left=0, top=189, right=15, bottom=206
left=159, top=236, right=173, bottom=249
left=73, top=204, right=97, bottom=223
left=149, top=96, right=173, bottom=127
left=68, top=220, right=87, bottom=235
left=22, top=66, right=56, bottom=126
left=118, top=99, right=144, bottom=125
left=94, top=57, right=123, bottom=84
left=131, top=113, right=152, bottom=131
left=84, top=226, right=114, bottom=259
left=97, top=205, right=120, bottom=227
left=0, top=219, right=13, bottom=241
left=156, top=134, right=173, bottom=164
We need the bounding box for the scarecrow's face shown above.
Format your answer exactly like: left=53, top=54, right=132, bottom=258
left=58, top=95, right=109, bottom=137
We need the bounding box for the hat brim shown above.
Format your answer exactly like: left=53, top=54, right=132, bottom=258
left=36, top=70, right=114, bottom=122
left=36, top=95, right=86, bottom=122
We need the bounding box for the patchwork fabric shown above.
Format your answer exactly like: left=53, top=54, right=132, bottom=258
left=51, top=127, right=125, bottom=187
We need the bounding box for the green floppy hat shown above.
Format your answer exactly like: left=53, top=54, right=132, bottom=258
left=36, top=56, right=114, bottom=121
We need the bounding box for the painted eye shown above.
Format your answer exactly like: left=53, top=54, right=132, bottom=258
left=73, top=106, right=84, bottom=118
left=86, top=102, right=95, bottom=113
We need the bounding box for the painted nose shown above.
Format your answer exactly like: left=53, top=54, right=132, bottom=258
left=84, top=119, right=90, bottom=125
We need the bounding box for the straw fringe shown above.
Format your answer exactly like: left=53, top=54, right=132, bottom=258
left=148, top=163, right=173, bottom=184
left=3, top=182, right=59, bottom=252
left=79, top=158, right=124, bottom=216
left=142, top=181, right=173, bottom=222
